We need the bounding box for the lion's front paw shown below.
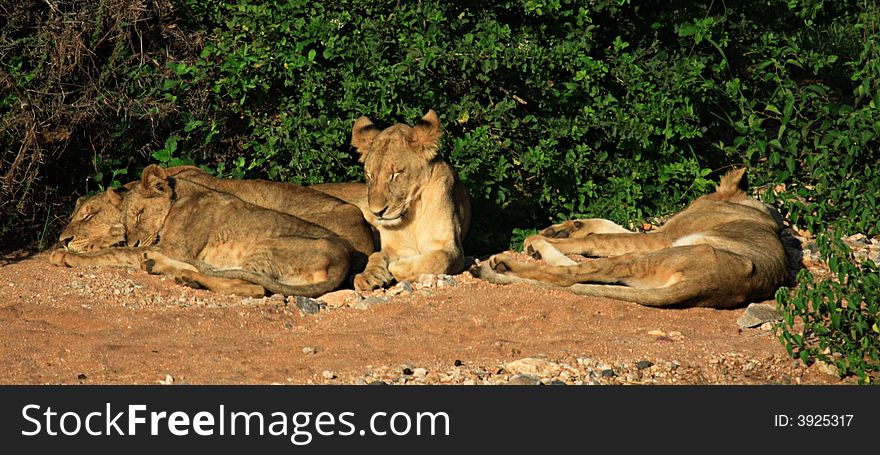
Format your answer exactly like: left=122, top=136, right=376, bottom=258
left=48, top=249, right=70, bottom=267
left=354, top=267, right=393, bottom=292
left=523, top=235, right=547, bottom=259
left=487, top=253, right=518, bottom=273
left=540, top=220, right=583, bottom=239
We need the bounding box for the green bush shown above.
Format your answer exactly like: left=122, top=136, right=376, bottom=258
left=2, top=0, right=877, bottom=380
left=776, top=234, right=879, bottom=384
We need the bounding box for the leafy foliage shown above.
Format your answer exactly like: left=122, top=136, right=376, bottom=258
left=1, top=0, right=877, bottom=380
left=776, top=234, right=880, bottom=384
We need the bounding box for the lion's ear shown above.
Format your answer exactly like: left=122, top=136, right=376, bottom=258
left=408, top=109, right=442, bottom=161
left=140, top=164, right=170, bottom=197
left=106, top=187, right=124, bottom=208
left=351, top=116, right=380, bottom=162
left=716, top=167, right=748, bottom=195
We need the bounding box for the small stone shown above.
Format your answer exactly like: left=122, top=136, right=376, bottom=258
left=417, top=274, right=437, bottom=287
left=437, top=274, right=456, bottom=287
left=454, top=359, right=463, bottom=367
left=354, top=296, right=388, bottom=310
left=413, top=368, right=427, bottom=379
left=302, top=347, right=316, bottom=355
left=760, top=322, right=774, bottom=331
left=737, top=303, right=783, bottom=328
left=77, top=373, right=87, bottom=380
left=319, top=289, right=360, bottom=308
left=635, top=360, right=654, bottom=370
left=504, top=357, right=563, bottom=377
left=292, top=296, right=324, bottom=315
left=368, top=380, right=387, bottom=386
left=600, top=369, right=615, bottom=378
left=387, top=281, right=414, bottom=296
left=321, top=370, right=336, bottom=380
left=401, top=366, right=414, bottom=376
left=507, top=374, right=541, bottom=385
left=813, top=360, right=840, bottom=377
left=648, top=329, right=666, bottom=337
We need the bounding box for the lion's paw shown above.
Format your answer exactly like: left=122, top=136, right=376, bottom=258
left=540, top=220, right=584, bottom=239
left=48, top=249, right=70, bottom=267
left=487, top=254, right=516, bottom=273
left=522, top=235, right=547, bottom=259
left=354, top=268, right=393, bottom=292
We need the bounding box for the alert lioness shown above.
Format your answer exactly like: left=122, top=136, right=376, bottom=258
left=476, top=168, right=788, bottom=308
left=57, top=166, right=374, bottom=263
left=348, top=109, right=471, bottom=291
left=51, top=165, right=352, bottom=297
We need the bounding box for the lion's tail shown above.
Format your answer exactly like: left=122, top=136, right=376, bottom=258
left=207, top=269, right=342, bottom=298
left=474, top=262, right=720, bottom=308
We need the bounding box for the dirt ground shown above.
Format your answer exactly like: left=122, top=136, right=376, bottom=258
left=0, top=247, right=849, bottom=386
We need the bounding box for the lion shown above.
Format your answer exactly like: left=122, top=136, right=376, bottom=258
left=51, top=165, right=352, bottom=298
left=476, top=168, right=788, bottom=308
left=348, top=109, right=471, bottom=291
left=57, top=165, right=375, bottom=265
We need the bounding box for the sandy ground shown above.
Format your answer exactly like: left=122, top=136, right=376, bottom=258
left=0, top=249, right=847, bottom=386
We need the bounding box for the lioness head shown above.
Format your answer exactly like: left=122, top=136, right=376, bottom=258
left=350, top=109, right=443, bottom=227
left=121, top=164, right=174, bottom=247
left=58, top=189, right=128, bottom=252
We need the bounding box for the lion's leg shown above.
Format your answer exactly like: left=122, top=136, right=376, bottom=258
left=387, top=249, right=463, bottom=283
left=539, top=218, right=632, bottom=239
left=489, top=245, right=720, bottom=289
left=142, top=250, right=199, bottom=274
left=175, top=270, right=266, bottom=298
left=49, top=247, right=146, bottom=268
left=526, top=231, right=673, bottom=258
left=138, top=250, right=263, bottom=297
left=484, top=245, right=754, bottom=308
left=242, top=237, right=350, bottom=289
left=194, top=237, right=350, bottom=297
left=354, top=251, right=395, bottom=291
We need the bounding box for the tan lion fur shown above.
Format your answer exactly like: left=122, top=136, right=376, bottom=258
left=476, top=168, right=788, bottom=308
left=51, top=165, right=353, bottom=297
left=56, top=166, right=375, bottom=269
left=348, top=109, right=471, bottom=291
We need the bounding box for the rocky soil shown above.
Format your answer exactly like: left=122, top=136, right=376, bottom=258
left=1, top=228, right=874, bottom=385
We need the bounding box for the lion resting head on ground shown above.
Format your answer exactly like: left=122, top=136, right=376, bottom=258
left=349, top=109, right=471, bottom=291
left=52, top=165, right=353, bottom=298
left=57, top=187, right=131, bottom=252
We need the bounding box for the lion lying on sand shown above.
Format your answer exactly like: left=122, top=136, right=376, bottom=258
left=51, top=165, right=357, bottom=297
left=476, top=168, right=788, bottom=308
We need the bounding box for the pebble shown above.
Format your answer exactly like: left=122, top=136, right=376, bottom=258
left=507, top=374, right=542, bottom=385
left=302, top=347, right=316, bottom=355
left=387, top=282, right=414, bottom=296
left=504, top=357, right=563, bottom=377
left=635, top=360, right=654, bottom=370
left=292, top=296, right=324, bottom=315
left=319, top=289, right=360, bottom=308
left=321, top=370, right=336, bottom=380
left=737, top=302, right=783, bottom=328
left=600, top=369, right=615, bottom=378
left=354, top=296, right=389, bottom=310
left=413, top=368, right=427, bottom=379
